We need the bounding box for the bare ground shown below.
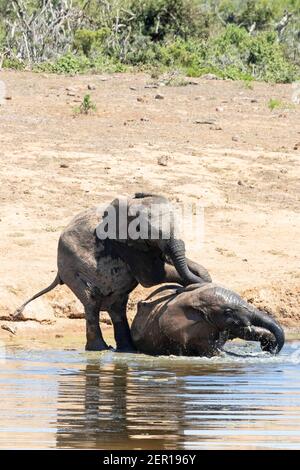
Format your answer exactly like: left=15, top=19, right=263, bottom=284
left=0, top=70, right=299, bottom=346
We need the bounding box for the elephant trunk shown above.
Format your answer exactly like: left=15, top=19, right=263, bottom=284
left=229, top=308, right=284, bottom=354
left=165, top=238, right=205, bottom=285
left=247, top=308, right=285, bottom=354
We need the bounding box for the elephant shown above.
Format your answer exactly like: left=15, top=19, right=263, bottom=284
left=14, top=193, right=211, bottom=352
left=131, top=282, right=285, bottom=357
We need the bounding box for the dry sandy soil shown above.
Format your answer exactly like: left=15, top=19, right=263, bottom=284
left=0, top=70, right=299, bottom=347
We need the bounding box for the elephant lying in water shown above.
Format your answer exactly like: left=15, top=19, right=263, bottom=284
left=131, top=283, right=285, bottom=356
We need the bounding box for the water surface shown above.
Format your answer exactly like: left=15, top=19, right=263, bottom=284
left=0, top=341, right=300, bottom=449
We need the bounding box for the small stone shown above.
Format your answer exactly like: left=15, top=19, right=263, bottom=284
left=293, top=142, right=300, bottom=150
left=1, top=324, right=17, bottom=335
left=87, top=84, right=96, bottom=90
left=60, top=163, right=69, bottom=168
left=5, top=96, right=12, bottom=100
left=137, top=97, right=144, bottom=102
left=155, top=94, right=164, bottom=100
left=195, top=118, right=216, bottom=125
left=216, top=106, right=224, bottom=112
left=157, top=155, right=169, bottom=166
left=210, top=125, right=222, bottom=131
left=67, top=91, right=76, bottom=97
left=145, top=84, right=158, bottom=89
left=140, top=117, right=150, bottom=122
left=201, top=73, right=219, bottom=80
left=237, top=180, right=243, bottom=186
left=129, top=86, right=137, bottom=91
left=232, top=135, right=239, bottom=142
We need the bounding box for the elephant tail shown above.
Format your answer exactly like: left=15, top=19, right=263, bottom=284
left=12, top=274, right=63, bottom=320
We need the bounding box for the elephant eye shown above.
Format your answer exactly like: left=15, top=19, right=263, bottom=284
left=224, top=308, right=233, bottom=316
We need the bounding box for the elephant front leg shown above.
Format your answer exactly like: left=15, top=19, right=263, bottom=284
left=108, top=297, right=136, bottom=353
left=85, top=305, right=111, bottom=351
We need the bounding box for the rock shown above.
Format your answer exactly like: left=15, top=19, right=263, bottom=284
left=5, top=96, right=12, bottom=100
left=293, top=142, right=300, bottom=150
left=100, top=312, right=112, bottom=325
left=129, top=86, right=137, bottom=91
left=237, top=180, right=243, bottom=186
left=232, top=135, right=239, bottom=142
left=210, top=125, right=222, bottom=131
left=14, top=297, right=56, bottom=324
left=216, top=106, right=224, bottom=112
left=1, top=324, right=17, bottom=335
left=67, top=91, right=76, bottom=97
left=195, top=118, right=216, bottom=125
left=137, top=97, right=144, bottom=102
left=201, top=73, right=219, bottom=80
left=60, top=163, right=69, bottom=168
left=145, top=84, right=159, bottom=89
left=157, top=155, right=169, bottom=166
left=155, top=94, right=164, bottom=100
left=87, top=84, right=96, bottom=90
left=140, top=117, right=150, bottom=122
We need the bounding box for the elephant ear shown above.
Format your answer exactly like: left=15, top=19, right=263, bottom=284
left=159, top=290, right=201, bottom=347
left=96, top=194, right=176, bottom=251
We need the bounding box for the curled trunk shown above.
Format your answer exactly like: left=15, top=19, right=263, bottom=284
left=165, top=238, right=205, bottom=285
left=229, top=308, right=285, bottom=355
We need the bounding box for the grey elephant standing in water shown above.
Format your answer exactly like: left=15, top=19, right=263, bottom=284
left=14, top=193, right=211, bottom=352
left=131, top=283, right=285, bottom=356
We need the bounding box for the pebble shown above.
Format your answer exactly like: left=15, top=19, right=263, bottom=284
left=157, top=155, right=169, bottom=166
left=195, top=119, right=216, bottom=125
left=201, top=73, right=219, bottom=80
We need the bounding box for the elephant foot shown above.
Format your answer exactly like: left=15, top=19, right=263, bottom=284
left=115, top=345, right=137, bottom=353
left=85, top=340, right=111, bottom=352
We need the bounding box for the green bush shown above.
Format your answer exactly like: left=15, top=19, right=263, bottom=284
left=35, top=52, right=126, bottom=75
left=2, top=57, right=25, bottom=70
left=1, top=1, right=299, bottom=83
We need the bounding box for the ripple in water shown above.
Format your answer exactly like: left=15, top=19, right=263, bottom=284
left=0, top=341, right=300, bottom=449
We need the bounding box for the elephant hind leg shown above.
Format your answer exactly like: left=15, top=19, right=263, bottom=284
left=61, top=272, right=110, bottom=351
left=85, top=302, right=111, bottom=351
left=108, top=296, right=136, bottom=353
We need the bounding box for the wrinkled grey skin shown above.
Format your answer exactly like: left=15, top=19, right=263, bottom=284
left=131, top=283, right=285, bottom=357
left=14, top=193, right=211, bottom=352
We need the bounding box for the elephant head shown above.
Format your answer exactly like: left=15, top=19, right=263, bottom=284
left=97, top=193, right=210, bottom=285
left=183, top=283, right=285, bottom=354
left=132, top=283, right=285, bottom=356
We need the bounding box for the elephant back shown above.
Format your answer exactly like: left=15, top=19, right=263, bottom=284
left=131, top=285, right=178, bottom=354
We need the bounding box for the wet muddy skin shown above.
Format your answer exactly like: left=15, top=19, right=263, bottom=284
left=0, top=341, right=300, bottom=449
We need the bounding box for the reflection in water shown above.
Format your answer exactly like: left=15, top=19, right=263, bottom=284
left=1, top=344, right=300, bottom=449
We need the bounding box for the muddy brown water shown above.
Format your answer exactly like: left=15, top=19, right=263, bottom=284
left=0, top=341, right=300, bottom=450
